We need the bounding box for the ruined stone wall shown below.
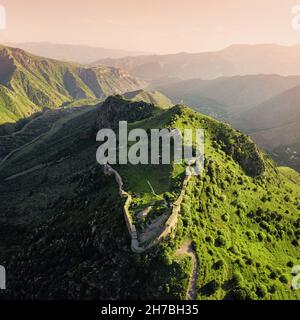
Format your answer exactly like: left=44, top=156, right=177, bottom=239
left=103, top=164, right=192, bottom=253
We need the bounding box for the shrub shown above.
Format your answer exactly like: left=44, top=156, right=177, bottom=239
left=246, top=230, right=255, bottom=240
left=260, top=221, right=271, bottom=232
left=220, top=194, right=227, bottom=201
left=268, top=285, right=277, bottom=294
left=232, top=271, right=244, bottom=287
left=229, top=245, right=239, bottom=254
left=214, top=259, right=224, bottom=270
left=221, top=214, right=230, bottom=222
left=257, top=232, right=266, bottom=241
left=256, top=284, right=268, bottom=298
left=244, top=257, right=253, bottom=266
left=215, top=236, right=227, bottom=247
left=203, top=280, right=220, bottom=295
left=279, top=274, right=289, bottom=284
left=205, top=236, right=213, bottom=243
left=295, top=230, right=300, bottom=239
left=231, top=287, right=256, bottom=300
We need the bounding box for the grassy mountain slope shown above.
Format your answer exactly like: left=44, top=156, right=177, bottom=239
left=97, top=44, right=300, bottom=81
left=279, top=167, right=300, bottom=186
left=122, top=89, right=173, bottom=108
left=0, top=45, right=146, bottom=124
left=0, top=97, right=299, bottom=300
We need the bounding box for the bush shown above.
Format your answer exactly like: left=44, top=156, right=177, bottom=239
left=221, top=214, right=230, bottom=222
left=268, top=285, right=277, bottom=294
left=257, top=232, right=266, bottom=241
left=232, top=271, right=244, bottom=287
left=214, top=259, right=224, bottom=270
left=246, top=230, right=255, bottom=240
left=215, top=236, right=227, bottom=247
left=231, top=287, right=256, bottom=300
left=256, top=284, right=268, bottom=298
left=220, top=194, right=227, bottom=201
left=269, top=271, right=277, bottom=280
left=205, top=236, right=213, bottom=243
left=279, top=274, right=289, bottom=284
left=203, top=280, right=220, bottom=295
left=229, top=245, right=239, bottom=254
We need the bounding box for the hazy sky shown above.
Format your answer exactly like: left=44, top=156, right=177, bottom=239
left=0, top=0, right=300, bottom=53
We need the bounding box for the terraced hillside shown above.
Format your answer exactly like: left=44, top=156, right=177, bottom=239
left=0, top=45, right=146, bottom=124
left=0, top=96, right=299, bottom=300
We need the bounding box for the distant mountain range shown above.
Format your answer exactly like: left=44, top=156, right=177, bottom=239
left=7, top=43, right=151, bottom=64
left=236, top=85, right=300, bottom=132
left=1, top=42, right=300, bottom=171
left=156, top=73, right=300, bottom=171
left=0, top=45, right=146, bottom=124
left=157, top=74, right=300, bottom=118
left=98, top=44, right=300, bottom=81
left=234, top=86, right=300, bottom=171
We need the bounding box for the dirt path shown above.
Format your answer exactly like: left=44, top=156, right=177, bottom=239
left=175, top=240, right=198, bottom=300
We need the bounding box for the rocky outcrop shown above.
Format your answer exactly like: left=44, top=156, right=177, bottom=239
left=96, top=96, right=155, bottom=129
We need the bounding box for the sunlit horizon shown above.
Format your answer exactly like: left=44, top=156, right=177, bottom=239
left=0, top=0, right=300, bottom=54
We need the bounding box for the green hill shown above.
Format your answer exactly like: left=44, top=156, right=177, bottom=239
left=122, top=89, right=173, bottom=109
left=278, top=167, right=300, bottom=186
left=0, top=97, right=299, bottom=300
left=0, top=45, right=146, bottom=124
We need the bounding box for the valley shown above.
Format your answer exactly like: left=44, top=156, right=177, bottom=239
left=0, top=94, right=300, bottom=300
left=0, top=42, right=300, bottom=301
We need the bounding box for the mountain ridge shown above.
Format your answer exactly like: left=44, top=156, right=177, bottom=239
left=0, top=45, right=146, bottom=124
left=7, top=42, right=152, bottom=64
left=97, top=44, right=300, bottom=81
left=0, top=96, right=299, bottom=300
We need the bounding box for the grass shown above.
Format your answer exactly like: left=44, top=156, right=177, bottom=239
left=1, top=96, right=300, bottom=300
left=0, top=45, right=144, bottom=124
left=278, top=166, right=300, bottom=185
